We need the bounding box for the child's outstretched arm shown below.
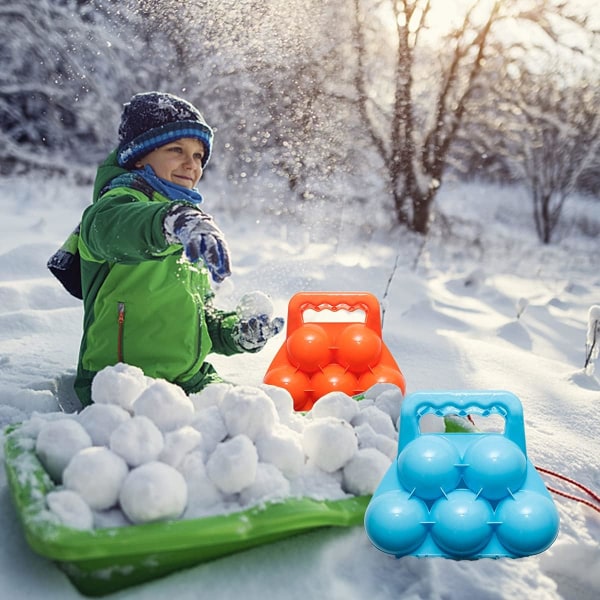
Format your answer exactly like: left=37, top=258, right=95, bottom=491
left=163, top=203, right=231, bottom=283
left=80, top=193, right=172, bottom=263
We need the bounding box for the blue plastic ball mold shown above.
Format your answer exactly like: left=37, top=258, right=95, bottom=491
left=364, top=390, right=560, bottom=560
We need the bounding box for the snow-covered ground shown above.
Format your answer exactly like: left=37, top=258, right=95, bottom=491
left=0, top=173, right=598, bottom=599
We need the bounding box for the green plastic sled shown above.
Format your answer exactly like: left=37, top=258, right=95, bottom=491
left=3, top=424, right=369, bottom=597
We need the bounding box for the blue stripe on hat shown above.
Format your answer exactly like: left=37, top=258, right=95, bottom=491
left=117, top=121, right=213, bottom=168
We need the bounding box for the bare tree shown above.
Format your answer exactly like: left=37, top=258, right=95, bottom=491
left=495, top=69, right=600, bottom=242
left=350, top=0, right=597, bottom=234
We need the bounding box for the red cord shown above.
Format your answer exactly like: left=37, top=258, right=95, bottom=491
left=536, top=465, right=600, bottom=514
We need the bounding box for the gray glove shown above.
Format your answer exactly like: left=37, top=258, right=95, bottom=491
left=232, top=291, right=284, bottom=352
left=233, top=314, right=285, bottom=352
left=163, top=203, right=231, bottom=283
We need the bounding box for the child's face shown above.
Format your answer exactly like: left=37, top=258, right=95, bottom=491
left=135, top=138, right=206, bottom=189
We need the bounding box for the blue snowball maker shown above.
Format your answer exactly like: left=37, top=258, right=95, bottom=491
left=364, top=390, right=560, bottom=560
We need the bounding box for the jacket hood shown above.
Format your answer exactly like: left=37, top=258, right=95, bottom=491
left=93, top=150, right=128, bottom=202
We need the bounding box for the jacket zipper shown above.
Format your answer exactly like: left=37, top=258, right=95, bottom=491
left=117, top=302, right=125, bottom=363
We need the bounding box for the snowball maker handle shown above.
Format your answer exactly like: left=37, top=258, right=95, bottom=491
left=399, top=390, right=527, bottom=454
left=286, top=292, right=383, bottom=335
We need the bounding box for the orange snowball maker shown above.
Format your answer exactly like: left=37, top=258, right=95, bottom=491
left=263, top=292, right=406, bottom=411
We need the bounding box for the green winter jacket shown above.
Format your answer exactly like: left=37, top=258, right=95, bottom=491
left=75, top=151, right=241, bottom=406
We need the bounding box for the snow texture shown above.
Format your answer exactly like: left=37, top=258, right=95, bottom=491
left=0, top=175, right=599, bottom=600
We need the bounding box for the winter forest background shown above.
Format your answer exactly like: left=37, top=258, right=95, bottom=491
left=1, top=0, right=599, bottom=245
left=1, top=3, right=600, bottom=598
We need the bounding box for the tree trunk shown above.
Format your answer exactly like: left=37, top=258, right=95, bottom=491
left=412, top=190, right=434, bottom=234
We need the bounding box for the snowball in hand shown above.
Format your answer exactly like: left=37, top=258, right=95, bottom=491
left=63, top=446, right=129, bottom=510
left=206, top=435, right=258, bottom=494
left=236, top=291, right=274, bottom=319
left=302, top=417, right=358, bottom=473
left=46, top=489, right=94, bottom=531
left=91, top=363, right=148, bottom=411
left=109, top=415, right=164, bottom=467
left=77, top=403, right=131, bottom=446
left=119, top=461, right=188, bottom=524
left=134, top=379, right=194, bottom=431
left=35, top=418, right=92, bottom=482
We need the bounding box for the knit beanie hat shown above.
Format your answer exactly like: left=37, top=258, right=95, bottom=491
left=116, top=92, right=214, bottom=168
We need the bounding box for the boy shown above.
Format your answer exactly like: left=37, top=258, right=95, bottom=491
left=74, top=92, right=282, bottom=406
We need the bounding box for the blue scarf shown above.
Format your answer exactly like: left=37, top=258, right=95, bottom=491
left=134, top=165, right=204, bottom=205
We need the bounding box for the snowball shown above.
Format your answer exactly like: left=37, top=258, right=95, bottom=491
left=183, top=474, right=223, bottom=518
left=354, top=421, right=396, bottom=459
left=239, top=463, right=291, bottom=506
left=309, top=391, right=359, bottom=423
left=178, top=451, right=223, bottom=517
left=259, top=384, right=294, bottom=423
left=352, top=405, right=396, bottom=438
left=93, top=508, right=131, bottom=529
left=362, top=382, right=400, bottom=400
left=134, top=379, right=194, bottom=431
left=119, top=461, right=188, bottom=524
left=91, top=363, right=148, bottom=411
left=63, top=446, right=129, bottom=510
left=289, top=463, right=346, bottom=501
left=376, top=435, right=398, bottom=460
left=236, top=291, right=274, bottom=319
left=19, top=411, right=68, bottom=440
left=302, top=417, right=358, bottom=473
left=46, top=490, right=94, bottom=530
left=109, top=415, right=164, bottom=467
left=354, top=421, right=378, bottom=449
left=189, top=382, right=233, bottom=411
left=285, top=411, right=308, bottom=434
left=159, top=426, right=203, bottom=467
left=177, top=450, right=207, bottom=478
left=190, top=405, right=228, bottom=454
left=77, top=403, right=131, bottom=446
left=219, top=385, right=278, bottom=440
left=342, top=448, right=391, bottom=496
left=373, top=386, right=403, bottom=426
left=206, top=435, right=258, bottom=494
left=255, top=425, right=305, bottom=478
left=35, top=418, right=92, bottom=482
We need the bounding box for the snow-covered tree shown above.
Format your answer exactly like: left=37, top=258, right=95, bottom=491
left=476, top=65, right=600, bottom=243
left=348, top=0, right=598, bottom=234
left=0, top=0, right=173, bottom=174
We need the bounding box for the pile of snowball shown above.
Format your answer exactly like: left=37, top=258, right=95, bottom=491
left=18, top=363, right=404, bottom=531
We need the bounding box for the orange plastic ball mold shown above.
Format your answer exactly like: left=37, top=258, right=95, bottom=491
left=263, top=292, right=406, bottom=410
